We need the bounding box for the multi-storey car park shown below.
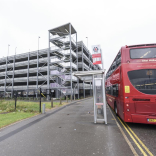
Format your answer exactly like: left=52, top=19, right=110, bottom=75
left=0, top=23, right=101, bottom=99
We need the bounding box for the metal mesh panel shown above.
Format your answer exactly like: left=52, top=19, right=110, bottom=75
left=95, top=79, right=103, bottom=103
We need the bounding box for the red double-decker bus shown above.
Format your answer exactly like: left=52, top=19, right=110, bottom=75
left=106, top=44, right=156, bottom=124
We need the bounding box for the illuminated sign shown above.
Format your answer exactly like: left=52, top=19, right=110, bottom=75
left=140, top=51, right=151, bottom=58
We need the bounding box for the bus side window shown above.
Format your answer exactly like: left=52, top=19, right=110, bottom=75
left=116, top=51, right=121, bottom=67
left=112, top=61, right=116, bottom=71
left=106, top=87, right=109, bottom=94
left=106, top=51, right=121, bottom=80
left=106, top=87, right=111, bottom=95
left=112, top=84, right=118, bottom=97
left=116, top=84, right=119, bottom=96
left=110, top=86, right=112, bottom=95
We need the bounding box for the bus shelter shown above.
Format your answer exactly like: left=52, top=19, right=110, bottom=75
left=74, top=70, right=107, bottom=124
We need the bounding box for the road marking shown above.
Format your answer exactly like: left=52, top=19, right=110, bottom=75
left=108, top=106, right=138, bottom=156
left=124, top=122, right=154, bottom=156
left=118, top=117, right=147, bottom=156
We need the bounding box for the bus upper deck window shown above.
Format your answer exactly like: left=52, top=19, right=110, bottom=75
left=130, top=48, right=156, bottom=59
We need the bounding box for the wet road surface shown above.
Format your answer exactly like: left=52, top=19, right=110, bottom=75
left=109, top=106, right=156, bottom=156
left=126, top=121, right=156, bottom=155
left=0, top=98, right=133, bottom=156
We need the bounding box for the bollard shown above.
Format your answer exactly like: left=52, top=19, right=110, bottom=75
left=51, top=98, right=53, bottom=108
left=67, top=96, right=68, bottom=103
left=42, top=104, right=45, bottom=114
left=74, top=94, right=75, bottom=101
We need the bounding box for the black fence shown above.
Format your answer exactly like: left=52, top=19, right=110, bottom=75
left=0, top=88, right=92, bottom=113
left=0, top=89, right=59, bottom=113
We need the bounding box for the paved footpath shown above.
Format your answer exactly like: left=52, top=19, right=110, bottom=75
left=0, top=98, right=133, bottom=156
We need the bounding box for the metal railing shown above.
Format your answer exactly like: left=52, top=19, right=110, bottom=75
left=63, top=50, right=77, bottom=57
left=0, top=76, right=52, bottom=84
left=61, top=62, right=77, bottom=69
left=50, top=36, right=76, bottom=46
left=0, top=56, right=60, bottom=70
left=78, top=62, right=89, bottom=70
left=0, top=65, right=58, bottom=76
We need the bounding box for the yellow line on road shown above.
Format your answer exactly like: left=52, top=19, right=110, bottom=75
left=118, top=117, right=148, bottom=156
left=108, top=107, right=138, bottom=156
left=124, top=122, right=154, bottom=156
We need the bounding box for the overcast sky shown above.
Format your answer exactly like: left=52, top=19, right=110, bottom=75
left=0, top=0, right=156, bottom=70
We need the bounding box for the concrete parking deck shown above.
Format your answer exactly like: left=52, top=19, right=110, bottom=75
left=0, top=98, right=135, bottom=156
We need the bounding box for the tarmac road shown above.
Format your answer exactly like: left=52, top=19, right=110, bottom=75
left=0, top=98, right=134, bottom=156
left=125, top=120, right=156, bottom=155
left=109, top=106, right=156, bottom=156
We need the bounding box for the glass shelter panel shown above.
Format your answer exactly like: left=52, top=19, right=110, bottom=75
left=95, top=79, right=103, bottom=103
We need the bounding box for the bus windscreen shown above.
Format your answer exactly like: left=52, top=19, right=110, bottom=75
left=130, top=48, right=156, bottom=59
left=128, top=69, right=156, bottom=95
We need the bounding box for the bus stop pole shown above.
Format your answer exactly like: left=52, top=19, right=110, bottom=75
left=103, top=76, right=107, bottom=124
left=101, top=50, right=107, bottom=124
left=93, top=75, right=96, bottom=123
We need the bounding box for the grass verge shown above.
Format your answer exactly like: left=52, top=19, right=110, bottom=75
left=0, top=112, right=37, bottom=128
left=0, top=100, right=67, bottom=129
left=0, top=100, right=67, bottom=113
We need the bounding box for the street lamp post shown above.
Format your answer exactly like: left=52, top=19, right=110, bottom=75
left=36, top=36, right=40, bottom=98
left=38, top=36, right=40, bottom=50
left=15, top=47, right=17, bottom=55
left=5, top=44, right=10, bottom=97
left=8, top=44, right=10, bottom=56
left=86, top=37, right=88, bottom=49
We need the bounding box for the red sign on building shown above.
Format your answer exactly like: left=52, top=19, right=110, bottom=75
left=92, top=45, right=102, bottom=65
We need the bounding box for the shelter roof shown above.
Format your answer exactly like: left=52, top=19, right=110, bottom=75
left=74, top=70, right=105, bottom=82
